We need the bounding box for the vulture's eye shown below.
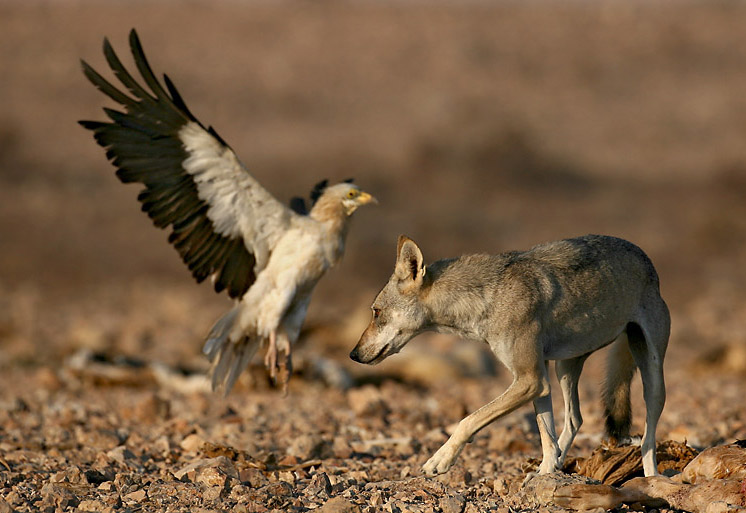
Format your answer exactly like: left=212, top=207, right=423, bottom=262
left=346, top=190, right=358, bottom=199
left=372, top=307, right=381, bottom=319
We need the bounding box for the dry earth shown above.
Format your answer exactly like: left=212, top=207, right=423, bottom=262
left=2, top=2, right=746, bottom=512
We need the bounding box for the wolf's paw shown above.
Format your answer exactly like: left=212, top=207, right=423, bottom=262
left=422, top=443, right=463, bottom=476
left=537, top=459, right=561, bottom=475
left=606, top=435, right=643, bottom=448
left=619, top=435, right=642, bottom=446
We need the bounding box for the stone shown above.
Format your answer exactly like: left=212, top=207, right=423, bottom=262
left=49, top=471, right=67, bottom=483
left=196, top=466, right=231, bottom=488
left=78, top=499, right=106, bottom=512
left=464, top=503, right=482, bottom=513
left=229, top=484, right=251, bottom=500
left=332, top=436, right=354, bottom=459
left=0, top=498, right=16, bottom=513
left=286, top=433, right=325, bottom=460
left=113, top=473, right=142, bottom=495
left=98, top=481, right=115, bottom=492
left=493, top=476, right=509, bottom=496
left=315, top=496, right=361, bottom=513
left=132, top=394, right=170, bottom=423
left=180, top=433, right=205, bottom=453
left=35, top=367, right=63, bottom=391
left=78, top=429, right=121, bottom=451
left=347, top=386, right=389, bottom=417
left=152, top=435, right=171, bottom=457
left=203, top=486, right=223, bottom=501
left=307, top=356, right=355, bottom=390
left=440, top=494, right=466, bottom=513
left=306, top=472, right=332, bottom=497
left=2, top=493, right=21, bottom=508
left=263, top=481, right=293, bottom=497
left=436, top=466, right=472, bottom=488
left=123, top=488, right=147, bottom=503
left=277, top=470, right=296, bottom=484
left=174, top=456, right=238, bottom=482
left=106, top=446, right=137, bottom=465
left=40, top=482, right=79, bottom=510
left=240, top=467, right=269, bottom=488
left=65, top=466, right=86, bottom=484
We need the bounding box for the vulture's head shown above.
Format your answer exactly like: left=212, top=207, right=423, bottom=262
left=310, top=182, right=377, bottom=220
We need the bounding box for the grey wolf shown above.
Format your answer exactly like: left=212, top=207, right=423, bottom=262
left=79, top=29, right=376, bottom=393
left=350, top=234, right=669, bottom=477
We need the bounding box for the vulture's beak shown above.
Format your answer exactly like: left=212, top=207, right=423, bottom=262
left=357, top=191, right=378, bottom=206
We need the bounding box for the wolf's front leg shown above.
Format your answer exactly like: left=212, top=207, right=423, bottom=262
left=422, top=373, right=546, bottom=475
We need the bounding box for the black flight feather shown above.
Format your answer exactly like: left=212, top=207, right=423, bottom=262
left=309, top=179, right=329, bottom=205
left=289, top=197, right=308, bottom=215
left=79, top=28, right=255, bottom=298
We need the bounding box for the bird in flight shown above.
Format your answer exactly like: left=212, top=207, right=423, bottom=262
left=79, top=29, right=376, bottom=394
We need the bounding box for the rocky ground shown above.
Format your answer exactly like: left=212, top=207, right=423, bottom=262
left=2, top=1, right=746, bottom=512
left=0, top=335, right=744, bottom=512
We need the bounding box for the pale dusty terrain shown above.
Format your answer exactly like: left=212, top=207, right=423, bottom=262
left=1, top=2, right=746, bottom=512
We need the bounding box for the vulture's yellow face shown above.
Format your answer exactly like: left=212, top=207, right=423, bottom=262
left=337, top=184, right=378, bottom=215
left=310, top=183, right=377, bottom=220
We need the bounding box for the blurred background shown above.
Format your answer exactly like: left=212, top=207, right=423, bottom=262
left=1, top=1, right=746, bottom=408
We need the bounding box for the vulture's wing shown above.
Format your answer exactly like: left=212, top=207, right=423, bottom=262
left=80, top=29, right=296, bottom=299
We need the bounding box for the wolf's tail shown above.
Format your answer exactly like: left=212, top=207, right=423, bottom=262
left=601, top=328, right=638, bottom=444
left=203, top=305, right=260, bottom=395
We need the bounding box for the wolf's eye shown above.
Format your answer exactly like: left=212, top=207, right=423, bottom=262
left=372, top=307, right=381, bottom=319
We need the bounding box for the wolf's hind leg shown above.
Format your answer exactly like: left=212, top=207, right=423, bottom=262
left=628, top=315, right=668, bottom=477
left=555, top=354, right=589, bottom=467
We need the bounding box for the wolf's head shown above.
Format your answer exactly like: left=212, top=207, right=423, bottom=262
left=350, top=235, right=430, bottom=364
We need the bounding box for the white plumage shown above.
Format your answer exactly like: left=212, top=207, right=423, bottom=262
left=80, top=29, right=376, bottom=393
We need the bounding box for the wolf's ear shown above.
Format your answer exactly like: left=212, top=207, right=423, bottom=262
left=395, top=235, right=425, bottom=285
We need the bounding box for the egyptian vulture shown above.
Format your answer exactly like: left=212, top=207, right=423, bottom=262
left=79, top=29, right=376, bottom=393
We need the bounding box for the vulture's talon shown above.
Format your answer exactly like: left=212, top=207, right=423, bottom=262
left=264, top=331, right=278, bottom=380
left=275, top=339, right=292, bottom=395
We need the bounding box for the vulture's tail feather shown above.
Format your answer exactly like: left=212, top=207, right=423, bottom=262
left=203, top=307, right=238, bottom=360
left=204, top=306, right=259, bottom=395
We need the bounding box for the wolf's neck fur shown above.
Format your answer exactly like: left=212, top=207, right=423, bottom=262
left=421, top=254, right=511, bottom=338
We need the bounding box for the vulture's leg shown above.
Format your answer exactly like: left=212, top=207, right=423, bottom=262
left=264, top=330, right=278, bottom=380
left=262, top=330, right=291, bottom=391
left=277, top=333, right=292, bottom=395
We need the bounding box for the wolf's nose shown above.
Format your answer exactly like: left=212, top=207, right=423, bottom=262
left=349, top=347, right=361, bottom=362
